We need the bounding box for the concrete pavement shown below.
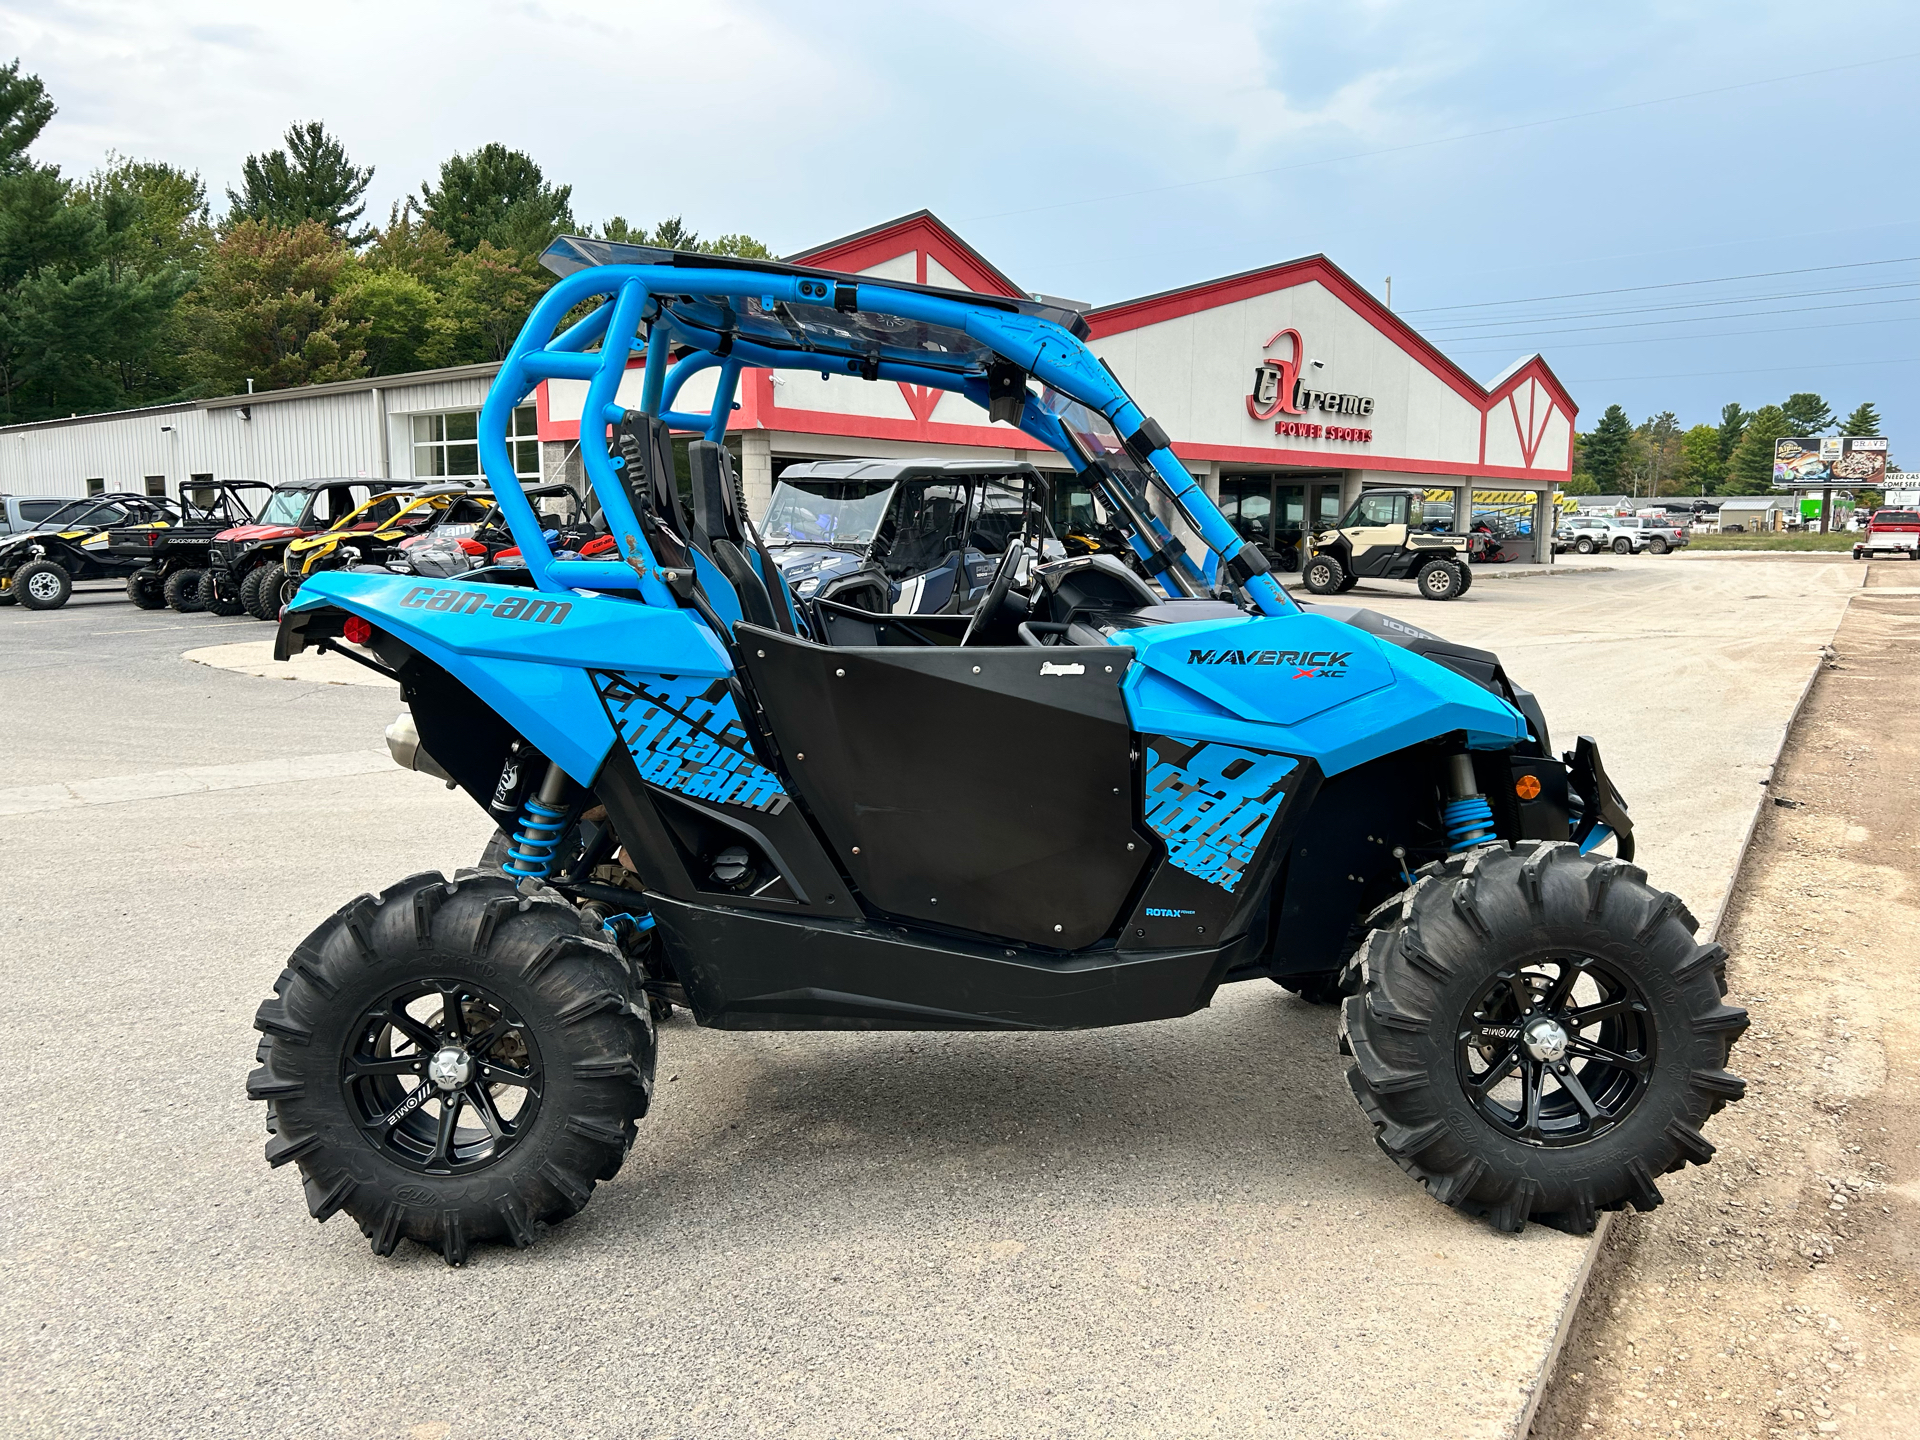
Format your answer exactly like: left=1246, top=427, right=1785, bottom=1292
left=0, top=561, right=1857, bottom=1440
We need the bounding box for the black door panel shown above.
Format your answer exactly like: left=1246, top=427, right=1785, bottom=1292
left=738, top=626, right=1149, bottom=949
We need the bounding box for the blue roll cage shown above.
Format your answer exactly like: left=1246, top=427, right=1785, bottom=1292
left=476, top=240, right=1296, bottom=619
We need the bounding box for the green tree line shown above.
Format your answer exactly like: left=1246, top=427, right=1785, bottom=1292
left=0, top=61, right=769, bottom=424
left=1569, top=394, right=1884, bottom=498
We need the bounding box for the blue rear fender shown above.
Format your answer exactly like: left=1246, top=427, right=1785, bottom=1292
left=1120, top=613, right=1527, bottom=775
left=289, top=569, right=730, bottom=785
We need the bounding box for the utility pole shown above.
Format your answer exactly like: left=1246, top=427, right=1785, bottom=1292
left=1384, top=277, right=1392, bottom=309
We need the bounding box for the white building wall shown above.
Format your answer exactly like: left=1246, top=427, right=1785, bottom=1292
left=1089, top=281, right=1484, bottom=468
left=1, top=373, right=501, bottom=498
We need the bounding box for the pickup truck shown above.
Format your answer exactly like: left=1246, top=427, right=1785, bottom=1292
left=1852, top=508, right=1920, bottom=560
left=1557, top=514, right=1689, bottom=555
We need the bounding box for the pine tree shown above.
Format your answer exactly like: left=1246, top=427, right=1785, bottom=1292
left=227, top=122, right=374, bottom=244
left=1721, top=405, right=1790, bottom=494
left=419, top=144, right=573, bottom=255
left=1841, top=401, right=1882, bottom=436
left=1780, top=391, right=1834, bottom=437
left=1583, top=404, right=1633, bottom=493
left=1716, top=402, right=1750, bottom=466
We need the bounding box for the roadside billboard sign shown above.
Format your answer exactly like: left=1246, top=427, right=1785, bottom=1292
left=1774, top=435, right=1888, bottom=487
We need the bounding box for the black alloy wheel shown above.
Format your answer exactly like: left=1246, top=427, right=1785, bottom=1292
left=165, top=567, right=207, bottom=612
left=345, top=978, right=545, bottom=1174
left=249, top=870, right=655, bottom=1265
left=1341, top=840, right=1747, bottom=1234
left=1456, top=956, right=1652, bottom=1147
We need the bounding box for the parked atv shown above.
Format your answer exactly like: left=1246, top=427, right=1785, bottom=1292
left=205, top=479, right=376, bottom=620
left=1301, top=488, right=1472, bottom=600
left=762, top=459, right=1049, bottom=626
left=250, top=237, right=1744, bottom=1266
left=0, top=492, right=180, bottom=610
left=107, top=480, right=271, bottom=612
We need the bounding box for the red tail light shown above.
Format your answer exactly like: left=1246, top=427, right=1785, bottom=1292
left=343, top=615, right=374, bottom=645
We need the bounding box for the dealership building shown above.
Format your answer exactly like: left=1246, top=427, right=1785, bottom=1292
left=0, top=211, right=1576, bottom=563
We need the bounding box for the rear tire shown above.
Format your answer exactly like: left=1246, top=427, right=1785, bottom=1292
left=1647, top=537, right=1669, bottom=555
left=165, top=567, right=207, bottom=612
left=15, top=559, right=71, bottom=610
left=1416, top=559, right=1465, bottom=600
left=127, top=570, right=168, bottom=609
left=1302, top=554, right=1345, bottom=595
left=1341, top=842, right=1746, bottom=1234
left=248, top=870, right=655, bottom=1265
left=1454, top=559, right=1473, bottom=594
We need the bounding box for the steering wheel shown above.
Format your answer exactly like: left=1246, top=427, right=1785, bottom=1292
left=960, top=541, right=1024, bottom=646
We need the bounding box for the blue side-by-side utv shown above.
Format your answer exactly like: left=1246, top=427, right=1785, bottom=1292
left=250, top=236, right=1745, bottom=1265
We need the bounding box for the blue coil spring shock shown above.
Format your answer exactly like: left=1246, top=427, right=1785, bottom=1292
left=502, top=796, right=568, bottom=879
left=1443, top=794, right=1497, bottom=852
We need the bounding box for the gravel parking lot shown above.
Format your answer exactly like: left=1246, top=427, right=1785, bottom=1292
left=0, top=559, right=1858, bottom=1440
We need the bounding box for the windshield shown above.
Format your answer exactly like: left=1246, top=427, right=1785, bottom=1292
left=256, top=489, right=311, bottom=527
left=762, top=480, right=896, bottom=547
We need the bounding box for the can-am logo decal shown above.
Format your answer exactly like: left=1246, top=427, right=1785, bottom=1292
left=1145, top=907, right=1196, bottom=918
left=1188, top=647, right=1351, bottom=677
left=400, top=585, right=570, bottom=625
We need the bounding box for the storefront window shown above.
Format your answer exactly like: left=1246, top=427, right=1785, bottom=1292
left=412, top=405, right=540, bottom=479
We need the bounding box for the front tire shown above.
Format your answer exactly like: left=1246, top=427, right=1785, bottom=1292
left=1302, top=554, right=1345, bottom=595
left=127, top=570, right=168, bottom=609
left=1575, top=537, right=1595, bottom=554
left=245, top=564, right=283, bottom=620
left=15, top=559, right=72, bottom=610
left=202, top=569, right=244, bottom=615
left=248, top=870, right=655, bottom=1265
left=1613, top=537, right=1634, bottom=555
left=1341, top=842, right=1746, bottom=1234
left=165, top=567, right=207, bottom=612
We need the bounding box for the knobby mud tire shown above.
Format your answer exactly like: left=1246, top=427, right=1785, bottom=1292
left=1302, top=555, right=1345, bottom=595
left=201, top=569, right=244, bottom=615
left=247, top=870, right=656, bottom=1265
left=126, top=571, right=168, bottom=609
left=1340, top=840, right=1746, bottom=1234
left=165, top=567, right=207, bottom=612
left=240, top=566, right=270, bottom=619
left=252, top=563, right=289, bottom=620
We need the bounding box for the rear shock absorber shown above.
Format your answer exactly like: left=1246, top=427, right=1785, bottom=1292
left=503, top=760, right=570, bottom=880
left=1442, top=751, right=1497, bottom=852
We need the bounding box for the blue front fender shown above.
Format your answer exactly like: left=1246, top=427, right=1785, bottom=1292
left=1121, top=613, right=1528, bottom=775
left=289, top=571, right=730, bottom=785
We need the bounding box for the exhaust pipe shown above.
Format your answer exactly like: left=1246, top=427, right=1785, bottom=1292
left=385, top=711, right=455, bottom=784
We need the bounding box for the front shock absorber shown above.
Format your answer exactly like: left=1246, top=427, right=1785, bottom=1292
left=1442, top=751, right=1497, bottom=852
left=503, top=761, right=570, bottom=880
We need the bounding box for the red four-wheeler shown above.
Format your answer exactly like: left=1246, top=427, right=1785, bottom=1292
left=205, top=479, right=376, bottom=619
left=1852, top=507, right=1920, bottom=560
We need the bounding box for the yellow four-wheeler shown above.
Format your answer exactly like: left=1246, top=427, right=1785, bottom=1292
left=1301, top=488, right=1471, bottom=601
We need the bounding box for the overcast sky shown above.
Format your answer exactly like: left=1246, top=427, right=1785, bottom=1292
left=7, top=0, right=1918, bottom=444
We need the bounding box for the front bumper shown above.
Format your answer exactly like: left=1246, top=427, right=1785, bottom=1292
left=1568, top=735, right=1634, bottom=860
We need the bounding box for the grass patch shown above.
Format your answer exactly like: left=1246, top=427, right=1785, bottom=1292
left=1690, top=531, right=1857, bottom=552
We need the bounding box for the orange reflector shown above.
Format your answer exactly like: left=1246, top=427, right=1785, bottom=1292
left=1515, top=774, right=1542, bottom=801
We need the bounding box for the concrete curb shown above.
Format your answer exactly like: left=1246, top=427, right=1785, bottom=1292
left=1508, top=566, right=1862, bottom=1440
